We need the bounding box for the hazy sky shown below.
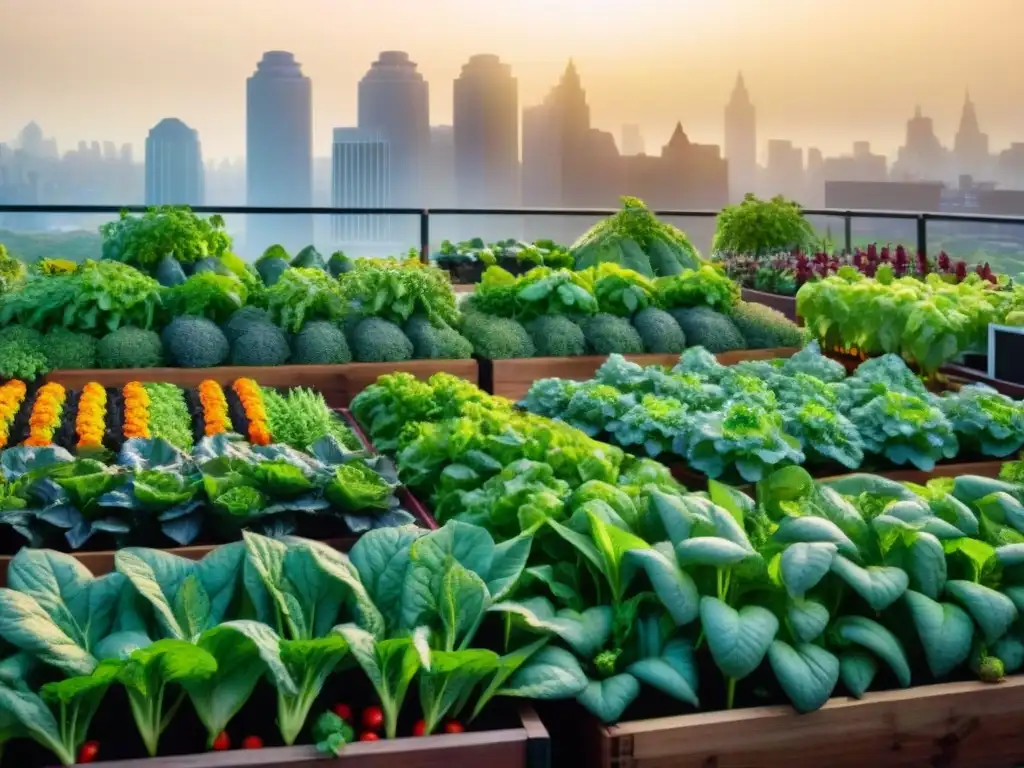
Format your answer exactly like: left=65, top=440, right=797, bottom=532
left=1, top=0, right=1021, bottom=161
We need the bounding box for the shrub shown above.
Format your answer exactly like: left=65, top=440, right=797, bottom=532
left=43, top=328, right=98, bottom=370
left=461, top=311, right=534, bottom=359
left=0, top=325, right=50, bottom=379
left=525, top=315, right=587, bottom=357
left=728, top=300, right=804, bottom=349
left=350, top=318, right=414, bottom=362
left=631, top=307, right=687, bottom=353
left=97, top=326, right=164, bottom=369
left=581, top=313, right=644, bottom=354
left=222, top=306, right=273, bottom=344
left=291, top=321, right=352, bottom=364
left=403, top=315, right=473, bottom=360
left=668, top=306, right=745, bottom=352
left=229, top=323, right=290, bottom=366
left=161, top=316, right=230, bottom=368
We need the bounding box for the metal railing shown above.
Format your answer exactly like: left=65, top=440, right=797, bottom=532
left=0, top=203, right=1022, bottom=262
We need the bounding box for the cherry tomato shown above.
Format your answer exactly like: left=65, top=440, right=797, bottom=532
left=359, top=731, right=380, bottom=742
left=444, top=721, right=465, bottom=734
left=77, top=741, right=100, bottom=764
left=361, top=705, right=384, bottom=731
left=332, top=703, right=352, bottom=721
left=212, top=731, right=231, bottom=751
left=412, top=719, right=427, bottom=737
left=242, top=735, right=263, bottom=750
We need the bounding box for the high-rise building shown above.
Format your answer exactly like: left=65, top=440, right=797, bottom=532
left=331, top=128, right=390, bottom=245
left=144, top=118, right=204, bottom=206
left=358, top=51, right=430, bottom=209
left=246, top=51, right=313, bottom=254
left=954, top=90, right=991, bottom=180
left=621, top=124, right=645, bottom=156
left=766, top=139, right=805, bottom=201
left=453, top=54, right=519, bottom=213
left=724, top=73, right=757, bottom=201
left=893, top=106, right=948, bottom=182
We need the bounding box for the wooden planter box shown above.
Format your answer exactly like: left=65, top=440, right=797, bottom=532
left=942, top=363, right=1024, bottom=399
left=484, top=348, right=801, bottom=401
left=87, top=704, right=549, bottom=768
left=740, top=288, right=801, bottom=325
left=589, top=678, right=1024, bottom=768
left=42, top=360, right=479, bottom=409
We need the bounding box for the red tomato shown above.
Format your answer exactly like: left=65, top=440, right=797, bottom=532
left=77, top=741, right=100, bottom=764
left=212, top=731, right=231, bottom=751
left=361, top=705, right=384, bottom=731
left=332, top=703, right=352, bottom=721
left=359, top=731, right=380, bottom=742
left=412, top=719, right=427, bottom=737
left=444, top=721, right=465, bottom=734
left=241, top=735, right=263, bottom=750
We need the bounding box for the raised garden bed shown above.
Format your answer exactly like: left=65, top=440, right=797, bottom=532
left=76, top=703, right=549, bottom=768
left=583, top=678, right=1024, bottom=768
left=42, top=360, right=480, bottom=409
left=484, top=348, right=801, bottom=401
left=740, top=288, right=800, bottom=324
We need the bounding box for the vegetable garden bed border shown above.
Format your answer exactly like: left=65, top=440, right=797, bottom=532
left=482, top=348, right=802, bottom=401
left=740, top=288, right=800, bottom=324
left=583, top=677, right=1024, bottom=768
left=39, top=360, right=480, bottom=409
left=86, top=704, right=549, bottom=768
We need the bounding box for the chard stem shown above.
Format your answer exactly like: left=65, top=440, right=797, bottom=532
left=725, top=678, right=737, bottom=710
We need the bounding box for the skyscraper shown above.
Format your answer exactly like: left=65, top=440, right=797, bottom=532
left=893, top=106, right=948, bottom=182
left=954, top=90, right=991, bottom=180
left=331, top=128, right=390, bottom=245
left=453, top=54, right=519, bottom=213
left=724, top=73, right=756, bottom=201
left=144, top=118, right=204, bottom=206
left=358, top=51, right=430, bottom=209
left=246, top=51, right=313, bottom=254
left=621, top=125, right=645, bottom=156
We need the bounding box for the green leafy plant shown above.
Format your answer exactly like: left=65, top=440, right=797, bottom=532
left=265, top=268, right=345, bottom=333
left=712, top=194, right=816, bottom=256
left=100, top=207, right=231, bottom=270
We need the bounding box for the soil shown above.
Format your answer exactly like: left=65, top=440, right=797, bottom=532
left=2, top=669, right=523, bottom=765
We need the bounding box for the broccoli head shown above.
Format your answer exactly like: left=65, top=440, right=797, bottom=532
left=229, top=322, right=290, bottom=366
left=161, top=315, right=230, bottom=368
left=154, top=254, right=187, bottom=287
left=222, top=306, right=273, bottom=344
left=581, top=313, right=644, bottom=355
left=631, top=307, right=687, bottom=353
left=728, top=300, right=805, bottom=349
left=97, top=326, right=164, bottom=369
left=0, top=325, right=50, bottom=379
left=403, top=314, right=473, bottom=360
left=461, top=310, right=534, bottom=359
left=43, top=327, right=98, bottom=370
left=291, top=320, right=352, bottom=364
left=525, top=315, right=586, bottom=357
left=350, top=317, right=414, bottom=363
left=669, top=306, right=745, bottom=353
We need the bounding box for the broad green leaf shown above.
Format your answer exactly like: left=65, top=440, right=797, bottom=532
left=500, top=646, right=588, bottom=699
left=419, top=649, right=499, bottom=733
left=945, top=579, right=1018, bottom=644
left=472, top=637, right=548, bottom=722
left=647, top=490, right=693, bottom=546
left=348, top=525, right=426, bottom=633
left=1004, top=585, right=1024, bottom=614
left=838, top=650, right=877, bottom=698
left=0, top=681, right=72, bottom=765
left=779, top=542, right=837, bottom=598
left=303, top=541, right=386, bottom=639
left=993, top=633, right=1024, bottom=673
left=577, top=673, right=640, bottom=724
left=787, top=598, right=830, bottom=643
left=832, top=616, right=910, bottom=687
left=767, top=640, right=839, bottom=713
left=487, top=534, right=533, bottom=602
left=490, top=597, right=612, bottom=657
left=774, top=516, right=858, bottom=556
left=903, top=591, right=973, bottom=678
left=277, top=635, right=350, bottom=745
left=675, top=537, right=751, bottom=567
left=626, top=638, right=699, bottom=707
left=0, top=590, right=97, bottom=677
left=440, top=562, right=488, bottom=651
left=708, top=479, right=753, bottom=527
left=905, top=532, right=947, bottom=600
left=830, top=556, right=908, bottom=611
left=699, top=597, right=778, bottom=680
left=626, top=544, right=699, bottom=626
left=588, top=511, right=650, bottom=602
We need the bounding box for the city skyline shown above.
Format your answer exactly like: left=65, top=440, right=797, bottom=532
left=1, top=0, right=1022, bottom=160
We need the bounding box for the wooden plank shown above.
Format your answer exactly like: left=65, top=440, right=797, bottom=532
left=597, top=677, right=1024, bottom=768
left=73, top=705, right=543, bottom=768
left=489, top=348, right=800, bottom=401
left=943, top=363, right=1024, bottom=399
left=43, top=360, right=479, bottom=409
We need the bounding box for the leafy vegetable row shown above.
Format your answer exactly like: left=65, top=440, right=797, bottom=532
left=351, top=369, right=1024, bottom=725
left=521, top=344, right=1024, bottom=481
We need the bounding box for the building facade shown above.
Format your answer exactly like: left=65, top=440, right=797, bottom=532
left=246, top=51, right=313, bottom=254
left=331, top=128, right=390, bottom=245
left=724, top=73, right=757, bottom=201
left=144, top=118, right=204, bottom=206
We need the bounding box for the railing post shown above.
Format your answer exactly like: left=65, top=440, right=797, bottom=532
left=419, top=210, right=430, bottom=264
left=843, top=214, right=852, bottom=255
left=916, top=215, right=928, bottom=260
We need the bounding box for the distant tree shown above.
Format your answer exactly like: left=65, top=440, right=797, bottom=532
left=0, top=228, right=103, bottom=264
